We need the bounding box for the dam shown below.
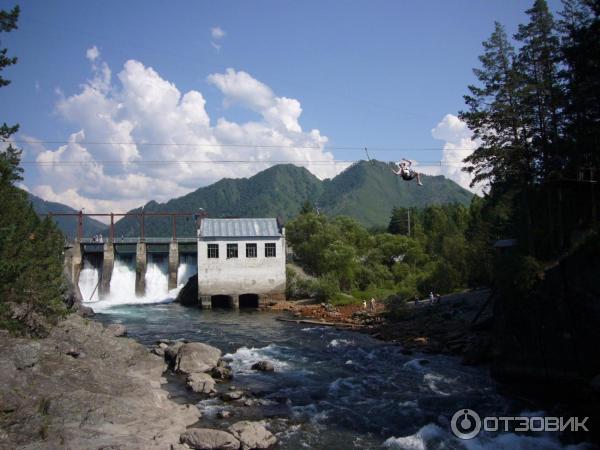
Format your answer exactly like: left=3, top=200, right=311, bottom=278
left=70, top=237, right=198, bottom=306
left=58, top=212, right=287, bottom=310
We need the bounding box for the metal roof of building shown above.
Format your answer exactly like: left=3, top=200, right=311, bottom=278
left=199, top=218, right=281, bottom=238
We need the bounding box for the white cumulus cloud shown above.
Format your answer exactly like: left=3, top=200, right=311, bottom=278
left=26, top=51, right=342, bottom=213
left=419, top=113, right=484, bottom=195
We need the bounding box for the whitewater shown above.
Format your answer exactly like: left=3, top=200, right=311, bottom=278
left=79, top=253, right=197, bottom=310
left=79, top=255, right=592, bottom=449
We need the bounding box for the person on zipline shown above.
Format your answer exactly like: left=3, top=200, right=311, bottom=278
left=392, top=159, right=423, bottom=186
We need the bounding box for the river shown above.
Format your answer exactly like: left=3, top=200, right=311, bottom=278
left=79, top=258, right=591, bottom=449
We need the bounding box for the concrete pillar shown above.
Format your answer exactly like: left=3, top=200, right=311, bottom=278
left=168, top=241, right=179, bottom=290
left=99, top=242, right=114, bottom=299
left=135, top=242, right=147, bottom=297
left=229, top=295, right=239, bottom=309
left=200, top=295, right=211, bottom=310
left=70, top=243, right=83, bottom=286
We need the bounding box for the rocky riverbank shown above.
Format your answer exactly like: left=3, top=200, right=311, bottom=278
left=269, top=289, right=493, bottom=365
left=0, top=313, right=279, bottom=450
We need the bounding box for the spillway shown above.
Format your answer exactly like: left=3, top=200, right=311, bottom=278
left=80, top=251, right=188, bottom=311
left=78, top=254, right=102, bottom=302
left=178, top=254, right=198, bottom=286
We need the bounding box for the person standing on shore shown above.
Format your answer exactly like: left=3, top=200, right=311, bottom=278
left=362, top=299, right=367, bottom=309
left=370, top=298, right=376, bottom=311
left=429, top=291, right=434, bottom=304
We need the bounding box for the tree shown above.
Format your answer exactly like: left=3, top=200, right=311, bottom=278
left=461, top=21, right=529, bottom=189
left=0, top=6, right=21, bottom=184
left=514, top=0, right=565, bottom=180
left=0, top=6, right=67, bottom=336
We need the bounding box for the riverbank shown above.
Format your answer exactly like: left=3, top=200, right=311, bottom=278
left=0, top=313, right=278, bottom=450
left=269, top=289, right=493, bottom=365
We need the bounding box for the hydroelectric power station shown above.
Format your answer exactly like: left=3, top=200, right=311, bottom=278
left=59, top=211, right=286, bottom=310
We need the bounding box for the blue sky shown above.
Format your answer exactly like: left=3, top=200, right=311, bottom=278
left=0, top=0, right=563, bottom=212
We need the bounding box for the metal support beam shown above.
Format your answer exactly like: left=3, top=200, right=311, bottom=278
left=77, top=210, right=83, bottom=241
left=110, top=213, right=114, bottom=241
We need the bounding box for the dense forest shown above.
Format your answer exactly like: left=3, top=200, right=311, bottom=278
left=286, top=202, right=485, bottom=307
left=287, top=0, right=600, bottom=309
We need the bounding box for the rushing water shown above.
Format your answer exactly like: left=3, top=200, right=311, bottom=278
left=79, top=261, right=591, bottom=449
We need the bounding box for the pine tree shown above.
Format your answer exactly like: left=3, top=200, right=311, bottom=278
left=460, top=22, right=529, bottom=188
left=559, top=0, right=600, bottom=172
left=514, top=0, right=565, bottom=180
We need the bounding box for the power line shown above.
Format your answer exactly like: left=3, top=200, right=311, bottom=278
left=5, top=139, right=478, bottom=152
left=20, top=159, right=467, bottom=167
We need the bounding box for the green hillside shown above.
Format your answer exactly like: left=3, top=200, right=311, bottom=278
left=109, top=161, right=474, bottom=237
left=319, top=160, right=473, bottom=226
left=26, top=191, right=106, bottom=238
left=110, top=164, right=324, bottom=237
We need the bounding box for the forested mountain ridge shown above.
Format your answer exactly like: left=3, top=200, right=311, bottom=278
left=104, top=161, right=473, bottom=237
left=27, top=191, right=106, bottom=238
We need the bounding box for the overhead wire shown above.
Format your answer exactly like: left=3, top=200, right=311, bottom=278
left=5, top=139, right=478, bottom=151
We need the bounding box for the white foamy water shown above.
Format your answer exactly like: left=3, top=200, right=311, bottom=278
left=78, top=257, right=100, bottom=302
left=145, top=254, right=169, bottom=299
left=80, top=252, right=188, bottom=311
left=108, top=257, right=136, bottom=300
left=177, top=254, right=197, bottom=286
left=383, top=422, right=593, bottom=450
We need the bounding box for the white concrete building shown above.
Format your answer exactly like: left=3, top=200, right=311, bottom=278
left=197, top=218, right=286, bottom=308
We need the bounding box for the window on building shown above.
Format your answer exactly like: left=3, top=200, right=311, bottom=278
left=265, top=243, right=276, bottom=258
left=227, top=243, right=238, bottom=259
left=207, top=243, right=219, bottom=258
left=246, top=243, right=257, bottom=258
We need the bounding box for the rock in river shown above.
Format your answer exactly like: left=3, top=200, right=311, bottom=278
left=228, top=420, right=277, bottom=450
left=176, top=342, right=222, bottom=374
left=180, top=428, right=240, bottom=450
left=251, top=360, right=275, bottom=372
left=186, top=372, right=217, bottom=394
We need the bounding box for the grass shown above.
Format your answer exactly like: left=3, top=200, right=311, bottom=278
left=330, top=293, right=362, bottom=306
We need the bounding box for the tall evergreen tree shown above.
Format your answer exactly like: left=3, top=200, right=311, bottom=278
left=559, top=0, right=600, bottom=172
left=514, top=0, right=565, bottom=179
left=461, top=22, right=529, bottom=188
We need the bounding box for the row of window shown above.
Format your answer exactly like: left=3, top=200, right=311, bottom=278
left=207, top=243, right=277, bottom=259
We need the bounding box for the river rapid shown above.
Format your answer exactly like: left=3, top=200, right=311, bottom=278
left=86, top=302, right=592, bottom=450
left=79, top=256, right=591, bottom=449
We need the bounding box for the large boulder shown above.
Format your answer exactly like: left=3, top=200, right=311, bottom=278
left=176, top=275, right=198, bottom=306
left=228, top=421, right=277, bottom=450
left=186, top=372, right=217, bottom=395
left=176, top=343, right=222, bottom=374
left=180, top=428, right=240, bottom=450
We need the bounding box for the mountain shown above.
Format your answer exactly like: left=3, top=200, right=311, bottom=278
left=110, top=161, right=474, bottom=237
left=319, top=160, right=473, bottom=225
left=26, top=191, right=106, bottom=238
